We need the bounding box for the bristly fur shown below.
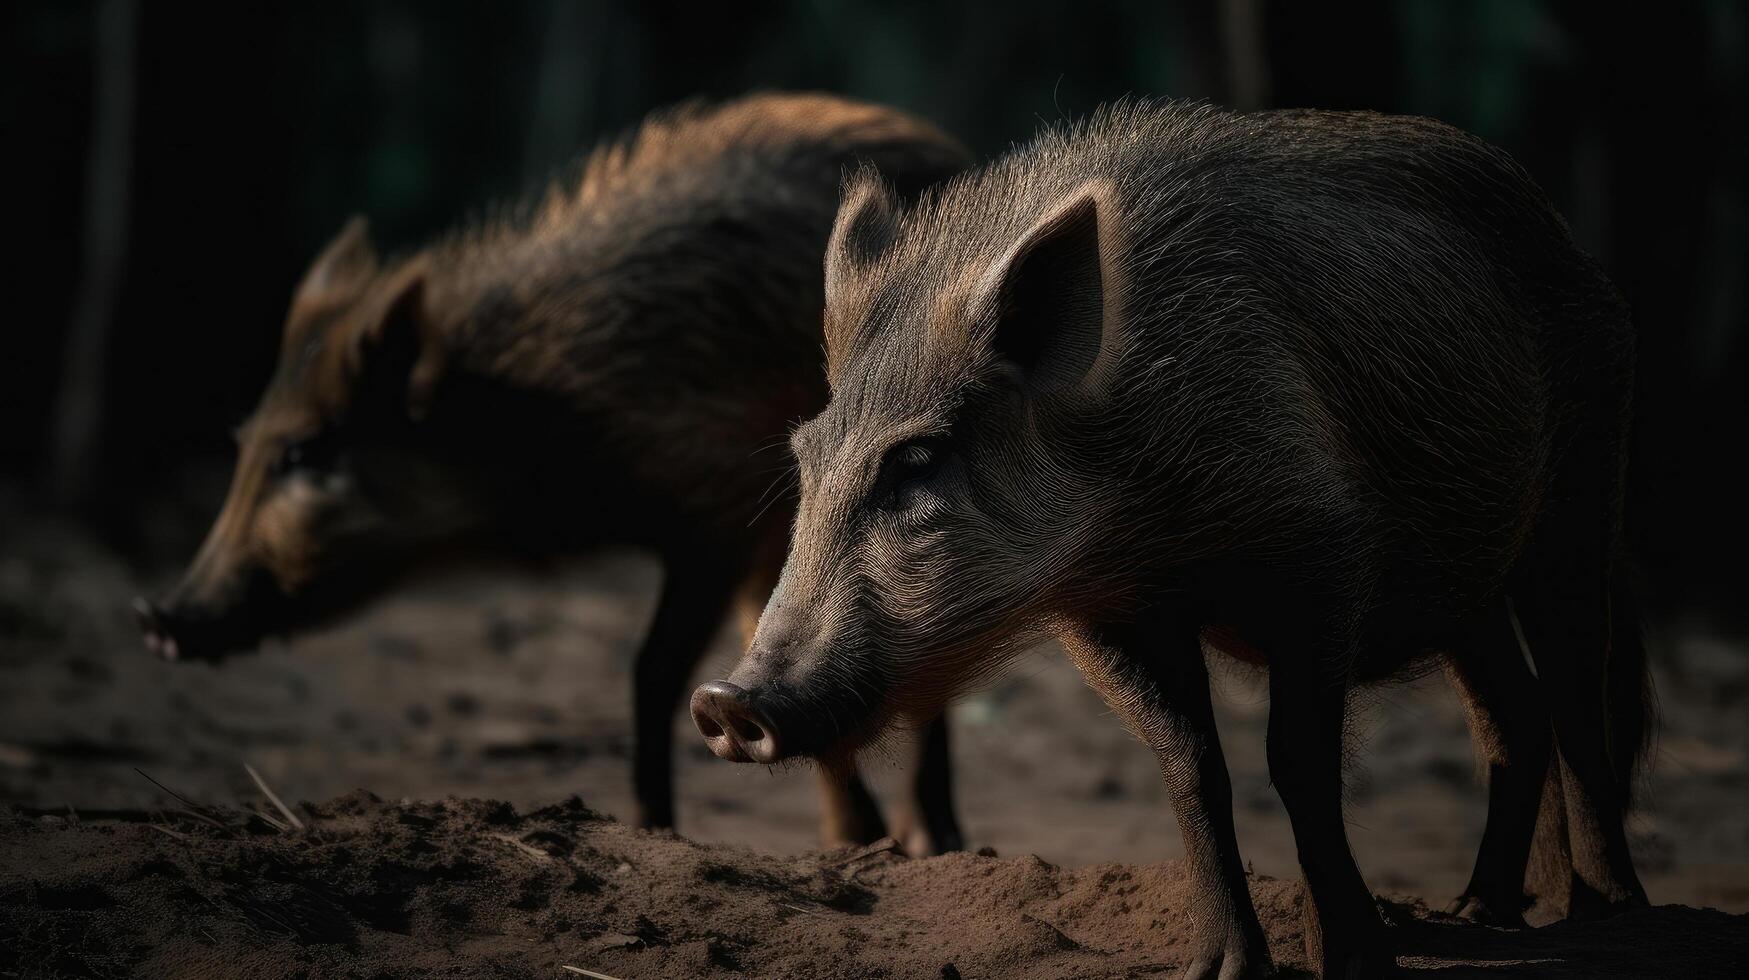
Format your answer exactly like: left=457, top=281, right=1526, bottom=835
left=151, top=92, right=973, bottom=846
left=275, top=93, right=972, bottom=544
left=725, top=101, right=1651, bottom=953
left=788, top=98, right=1636, bottom=694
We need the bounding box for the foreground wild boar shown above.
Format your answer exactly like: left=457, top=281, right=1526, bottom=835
left=133, top=93, right=971, bottom=852
left=692, top=103, right=1649, bottom=978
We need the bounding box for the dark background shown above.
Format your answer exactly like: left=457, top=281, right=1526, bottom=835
left=5, top=0, right=1746, bottom=619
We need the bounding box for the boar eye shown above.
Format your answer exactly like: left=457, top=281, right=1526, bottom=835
left=270, top=435, right=335, bottom=478
left=880, top=437, right=948, bottom=510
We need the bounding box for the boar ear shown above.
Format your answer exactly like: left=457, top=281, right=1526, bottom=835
left=825, top=174, right=901, bottom=309
left=354, top=263, right=446, bottom=421
left=297, top=216, right=379, bottom=305
left=971, top=182, right=1124, bottom=397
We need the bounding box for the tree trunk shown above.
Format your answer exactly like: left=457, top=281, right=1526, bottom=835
left=47, top=0, right=139, bottom=506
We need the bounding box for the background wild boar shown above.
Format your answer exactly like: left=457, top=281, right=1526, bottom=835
left=132, top=93, right=972, bottom=853
left=693, top=102, right=1649, bottom=978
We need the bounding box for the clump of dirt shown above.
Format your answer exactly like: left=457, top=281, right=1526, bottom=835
left=3, top=794, right=1743, bottom=980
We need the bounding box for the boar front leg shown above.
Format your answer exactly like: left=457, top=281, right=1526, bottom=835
left=821, top=716, right=963, bottom=854
left=886, top=713, right=965, bottom=856
left=1064, top=622, right=1270, bottom=980
left=631, top=557, right=738, bottom=831
left=814, top=764, right=890, bottom=848
left=1265, top=652, right=1388, bottom=979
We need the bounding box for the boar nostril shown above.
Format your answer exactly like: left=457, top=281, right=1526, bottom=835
left=132, top=597, right=181, bottom=662
left=690, top=680, right=782, bottom=764
left=728, top=716, right=766, bottom=743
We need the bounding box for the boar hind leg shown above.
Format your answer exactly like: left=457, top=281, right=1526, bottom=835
left=1510, top=350, right=1649, bottom=919
left=1064, top=623, right=1270, bottom=980
left=632, top=558, right=739, bottom=831
left=1266, top=654, right=1388, bottom=979
left=1443, top=599, right=1553, bottom=927
left=885, top=714, right=965, bottom=856
left=1524, top=753, right=1575, bottom=918
left=1512, top=568, right=1650, bottom=918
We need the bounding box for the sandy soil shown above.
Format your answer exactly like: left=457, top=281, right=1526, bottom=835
left=3, top=504, right=1748, bottom=976
left=5, top=794, right=1747, bottom=979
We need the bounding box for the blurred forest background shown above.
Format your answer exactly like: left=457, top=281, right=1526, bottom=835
left=5, top=0, right=1746, bottom=621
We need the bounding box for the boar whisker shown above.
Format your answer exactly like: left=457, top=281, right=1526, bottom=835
left=748, top=434, right=793, bottom=457
left=747, top=465, right=799, bottom=529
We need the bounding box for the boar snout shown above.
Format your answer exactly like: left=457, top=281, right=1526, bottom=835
left=131, top=560, right=281, bottom=664
left=131, top=597, right=183, bottom=662
left=131, top=593, right=247, bottom=664
left=690, top=681, right=783, bottom=764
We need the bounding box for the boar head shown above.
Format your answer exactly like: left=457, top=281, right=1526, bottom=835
left=135, top=218, right=469, bottom=661
left=691, top=172, right=1130, bottom=766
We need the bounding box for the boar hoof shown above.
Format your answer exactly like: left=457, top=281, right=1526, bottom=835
left=819, top=804, right=888, bottom=850
left=1565, top=880, right=1650, bottom=922
left=1180, top=940, right=1272, bottom=980
left=1445, top=892, right=1529, bottom=929
left=897, top=824, right=936, bottom=858
left=889, top=817, right=963, bottom=857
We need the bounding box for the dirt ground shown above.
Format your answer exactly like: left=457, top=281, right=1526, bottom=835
left=3, top=504, right=1748, bottom=976
left=6, top=793, right=1747, bottom=980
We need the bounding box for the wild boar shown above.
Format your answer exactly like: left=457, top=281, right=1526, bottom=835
left=132, top=93, right=972, bottom=854
left=691, top=102, right=1650, bottom=978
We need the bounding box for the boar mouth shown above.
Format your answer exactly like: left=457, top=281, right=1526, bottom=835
left=691, top=673, right=896, bottom=766
left=132, top=594, right=280, bottom=663
left=133, top=553, right=435, bottom=664
left=132, top=564, right=310, bottom=663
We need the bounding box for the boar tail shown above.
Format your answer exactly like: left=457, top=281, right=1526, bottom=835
left=1606, top=565, right=1656, bottom=808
